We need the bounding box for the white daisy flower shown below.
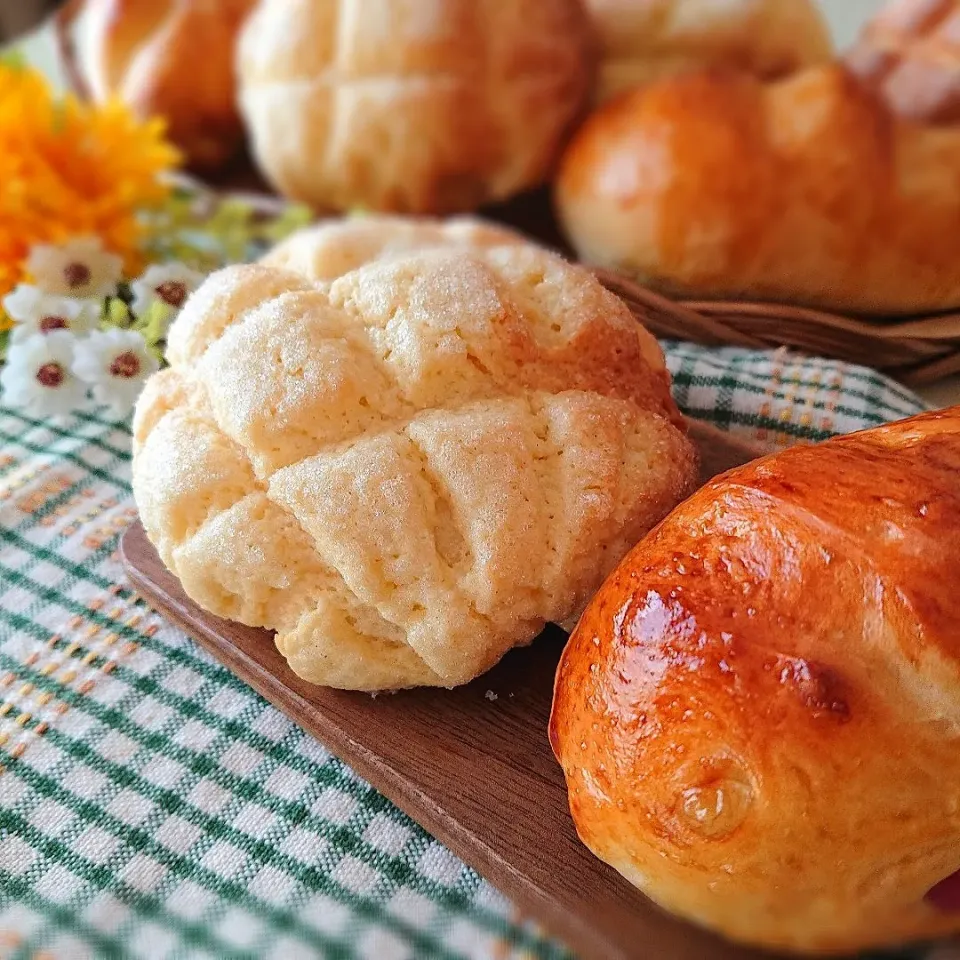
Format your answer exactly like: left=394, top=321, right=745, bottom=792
left=71, top=328, right=160, bottom=416
left=130, top=263, right=204, bottom=318
left=26, top=237, right=123, bottom=299
left=3, top=285, right=97, bottom=344
left=0, top=332, right=88, bottom=418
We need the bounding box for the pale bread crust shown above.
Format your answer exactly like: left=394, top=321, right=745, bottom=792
left=134, top=224, right=697, bottom=690
left=261, top=215, right=529, bottom=281
left=236, top=0, right=593, bottom=213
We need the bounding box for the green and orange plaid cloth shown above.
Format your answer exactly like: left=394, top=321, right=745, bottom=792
left=0, top=341, right=951, bottom=960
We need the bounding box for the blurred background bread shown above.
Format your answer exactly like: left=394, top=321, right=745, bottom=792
left=846, top=0, right=960, bottom=123
left=587, top=0, right=833, bottom=104
left=67, top=0, right=256, bottom=170
left=556, top=64, right=960, bottom=314
left=20, top=0, right=960, bottom=387
left=551, top=406, right=960, bottom=954
left=236, top=0, right=593, bottom=215
left=261, top=215, right=529, bottom=281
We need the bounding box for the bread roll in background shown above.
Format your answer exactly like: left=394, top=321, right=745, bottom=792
left=237, top=0, right=593, bottom=215
left=71, top=0, right=255, bottom=170
left=551, top=406, right=960, bottom=954
left=261, top=215, right=530, bottom=282
left=846, top=0, right=960, bottom=124
left=556, top=64, right=960, bottom=315
left=134, top=225, right=698, bottom=691
left=587, top=0, right=832, bottom=104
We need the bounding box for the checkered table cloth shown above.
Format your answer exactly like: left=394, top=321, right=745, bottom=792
left=0, top=342, right=951, bottom=960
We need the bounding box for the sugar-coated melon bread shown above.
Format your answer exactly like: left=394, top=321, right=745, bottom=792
left=133, top=220, right=698, bottom=690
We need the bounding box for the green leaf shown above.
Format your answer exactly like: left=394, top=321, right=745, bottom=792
left=0, top=48, right=26, bottom=70
left=115, top=282, right=134, bottom=306
left=261, top=204, right=314, bottom=243
left=135, top=301, right=173, bottom=351
left=103, top=298, right=133, bottom=330
left=148, top=338, right=168, bottom=365
left=128, top=179, right=316, bottom=278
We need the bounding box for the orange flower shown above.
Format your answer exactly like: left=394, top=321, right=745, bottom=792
left=0, top=61, right=181, bottom=294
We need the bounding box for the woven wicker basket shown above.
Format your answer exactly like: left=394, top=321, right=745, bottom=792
left=51, top=5, right=960, bottom=388
left=592, top=270, right=960, bottom=387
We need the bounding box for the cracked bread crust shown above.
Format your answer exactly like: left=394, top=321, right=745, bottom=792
left=236, top=0, right=593, bottom=214
left=133, top=238, right=697, bottom=690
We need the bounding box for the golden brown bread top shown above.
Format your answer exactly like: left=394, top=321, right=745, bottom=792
left=846, top=0, right=960, bottom=124
left=75, top=0, right=255, bottom=169
left=236, top=0, right=593, bottom=213
left=556, top=63, right=960, bottom=314
left=550, top=406, right=960, bottom=953
left=586, top=0, right=832, bottom=103
left=134, top=238, right=697, bottom=691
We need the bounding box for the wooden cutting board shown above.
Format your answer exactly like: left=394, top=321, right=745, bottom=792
left=121, top=421, right=779, bottom=960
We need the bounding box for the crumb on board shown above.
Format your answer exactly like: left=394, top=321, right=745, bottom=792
left=485, top=690, right=498, bottom=701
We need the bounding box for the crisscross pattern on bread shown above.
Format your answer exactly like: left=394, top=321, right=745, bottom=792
left=236, top=0, right=592, bottom=212
left=133, top=242, right=696, bottom=689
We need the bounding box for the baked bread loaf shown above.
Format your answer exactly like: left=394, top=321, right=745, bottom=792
left=70, top=0, right=255, bottom=170
left=550, top=406, right=960, bottom=954
left=846, top=0, right=960, bottom=124
left=261, top=215, right=529, bottom=282
left=556, top=64, right=960, bottom=315
left=236, top=0, right=593, bottom=214
left=587, top=0, right=831, bottom=104
left=133, top=242, right=697, bottom=691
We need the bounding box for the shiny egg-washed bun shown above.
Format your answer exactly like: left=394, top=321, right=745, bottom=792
left=551, top=406, right=960, bottom=954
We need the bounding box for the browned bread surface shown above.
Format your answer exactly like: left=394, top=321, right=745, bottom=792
left=556, top=64, right=960, bottom=315
left=551, top=406, right=960, bottom=954
left=74, top=0, right=255, bottom=170
left=846, top=0, right=960, bottom=124
left=587, top=0, right=832, bottom=103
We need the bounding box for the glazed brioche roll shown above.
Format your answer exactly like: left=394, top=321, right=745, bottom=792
left=72, top=0, right=255, bottom=170
left=556, top=64, right=960, bottom=315
left=551, top=406, right=960, bottom=954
